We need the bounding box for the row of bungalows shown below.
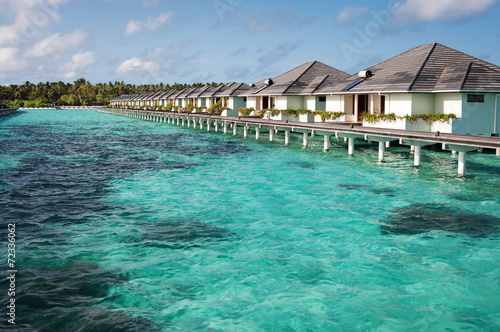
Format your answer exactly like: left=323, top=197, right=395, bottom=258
left=110, top=43, right=500, bottom=135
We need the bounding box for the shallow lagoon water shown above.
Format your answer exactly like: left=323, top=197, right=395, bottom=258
left=0, top=109, right=499, bottom=331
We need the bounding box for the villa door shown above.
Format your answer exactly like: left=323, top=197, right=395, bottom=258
left=344, top=95, right=354, bottom=122
left=263, top=96, right=269, bottom=109
left=357, top=94, right=369, bottom=122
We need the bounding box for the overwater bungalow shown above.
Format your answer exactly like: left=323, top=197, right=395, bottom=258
left=176, top=88, right=197, bottom=108
left=199, top=84, right=225, bottom=109
left=109, top=43, right=500, bottom=136
left=157, top=90, right=177, bottom=108
left=245, top=61, right=349, bottom=119
left=212, top=82, right=252, bottom=115
left=187, top=86, right=212, bottom=109
left=315, top=43, right=500, bottom=135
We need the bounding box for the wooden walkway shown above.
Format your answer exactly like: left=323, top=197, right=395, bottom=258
left=98, top=108, right=500, bottom=175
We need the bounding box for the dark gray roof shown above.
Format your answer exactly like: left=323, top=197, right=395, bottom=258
left=231, top=83, right=252, bottom=97
left=129, top=93, right=144, bottom=101
left=316, top=43, right=500, bottom=94
left=185, top=86, right=210, bottom=98
left=176, top=88, right=196, bottom=98
left=139, top=92, right=157, bottom=101
left=111, top=94, right=128, bottom=102
left=151, top=91, right=166, bottom=100
left=169, top=89, right=187, bottom=99
left=251, top=61, right=349, bottom=96
left=161, top=90, right=179, bottom=99
left=212, top=82, right=251, bottom=97
left=199, top=85, right=224, bottom=98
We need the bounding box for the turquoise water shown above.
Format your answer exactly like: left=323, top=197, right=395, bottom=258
left=1, top=109, right=499, bottom=331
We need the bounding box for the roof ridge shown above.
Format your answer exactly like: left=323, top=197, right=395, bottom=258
left=282, top=61, right=317, bottom=95
left=459, top=62, right=473, bottom=91
left=408, top=42, right=438, bottom=91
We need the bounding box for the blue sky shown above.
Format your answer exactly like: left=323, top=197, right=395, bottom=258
left=0, top=0, right=499, bottom=86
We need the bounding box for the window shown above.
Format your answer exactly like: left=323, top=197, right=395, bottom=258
left=318, top=96, right=326, bottom=103
left=467, top=94, right=484, bottom=103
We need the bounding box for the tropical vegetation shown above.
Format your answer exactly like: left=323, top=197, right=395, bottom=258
left=0, top=78, right=223, bottom=107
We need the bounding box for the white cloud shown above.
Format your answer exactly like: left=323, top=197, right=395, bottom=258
left=114, top=42, right=200, bottom=82
left=124, top=20, right=144, bottom=36
left=147, top=13, right=174, bottom=30
left=393, top=0, right=496, bottom=22
left=25, top=30, right=88, bottom=58
left=336, top=6, right=370, bottom=25
left=0, top=0, right=69, bottom=46
left=115, top=57, right=158, bottom=75
left=123, top=12, right=175, bottom=36
left=60, top=51, right=96, bottom=79
left=0, top=47, right=29, bottom=72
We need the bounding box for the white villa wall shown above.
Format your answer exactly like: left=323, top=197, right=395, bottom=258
left=246, top=97, right=257, bottom=110
left=287, top=96, right=304, bottom=109
left=275, top=96, right=288, bottom=109
left=274, top=96, right=304, bottom=110
left=435, top=93, right=462, bottom=116
left=326, top=95, right=342, bottom=112
left=363, top=94, right=411, bottom=129
left=305, top=96, right=316, bottom=111
left=412, top=94, right=435, bottom=115
left=387, top=94, right=412, bottom=116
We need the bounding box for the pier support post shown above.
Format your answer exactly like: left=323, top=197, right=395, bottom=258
left=207, top=119, right=211, bottom=132
left=199, top=119, right=203, bottom=130
left=497, top=148, right=500, bottom=157
left=414, top=146, right=421, bottom=167
left=256, top=127, right=260, bottom=140
left=176, top=117, right=180, bottom=126
left=187, top=118, right=191, bottom=127
left=244, top=124, right=248, bottom=138
left=303, top=132, right=309, bottom=149
left=348, top=138, right=354, bottom=156
left=269, top=128, right=275, bottom=141
left=214, top=120, right=218, bottom=132
left=285, top=129, right=291, bottom=145
left=379, top=141, right=385, bottom=162
left=223, top=122, right=228, bottom=134
left=444, top=144, right=478, bottom=175
left=458, top=151, right=466, bottom=175
left=181, top=118, right=185, bottom=126
left=233, top=122, right=238, bottom=136
left=324, top=135, right=331, bottom=152
left=402, top=140, right=436, bottom=169
left=338, top=133, right=364, bottom=157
